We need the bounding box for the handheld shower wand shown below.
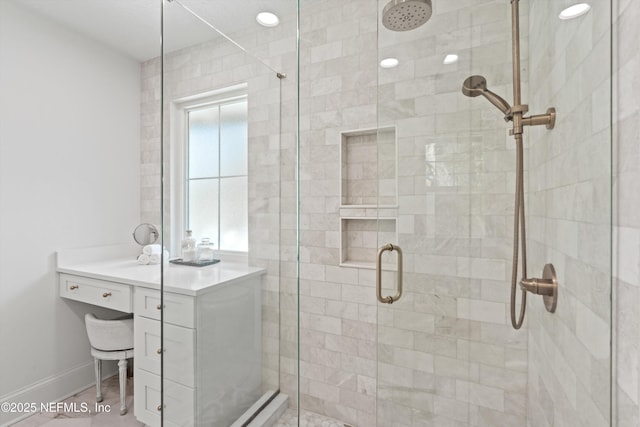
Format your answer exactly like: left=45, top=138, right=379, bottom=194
left=461, top=75, right=513, bottom=119
left=461, top=0, right=557, bottom=330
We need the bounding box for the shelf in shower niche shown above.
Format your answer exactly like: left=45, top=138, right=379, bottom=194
left=340, top=126, right=397, bottom=207
left=169, top=258, right=220, bottom=267
left=339, top=205, right=399, bottom=219
left=340, top=217, right=397, bottom=269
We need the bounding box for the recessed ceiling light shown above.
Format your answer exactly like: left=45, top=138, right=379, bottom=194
left=256, top=12, right=279, bottom=27
left=380, top=58, right=399, bottom=68
left=559, top=3, right=591, bottom=20
left=443, top=54, right=459, bottom=64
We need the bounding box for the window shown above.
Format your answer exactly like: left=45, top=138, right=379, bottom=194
left=171, top=86, right=248, bottom=254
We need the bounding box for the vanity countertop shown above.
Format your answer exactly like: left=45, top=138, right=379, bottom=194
left=56, top=243, right=265, bottom=296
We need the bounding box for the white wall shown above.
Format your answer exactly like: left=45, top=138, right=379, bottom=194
left=0, top=1, right=141, bottom=423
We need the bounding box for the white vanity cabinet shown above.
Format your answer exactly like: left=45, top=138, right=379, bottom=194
left=132, top=278, right=263, bottom=427
left=59, top=274, right=132, bottom=313
left=57, top=245, right=265, bottom=427
left=133, top=287, right=197, bottom=426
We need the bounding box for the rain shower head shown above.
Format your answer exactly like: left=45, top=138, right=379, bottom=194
left=382, top=0, right=432, bottom=31
left=462, top=75, right=512, bottom=116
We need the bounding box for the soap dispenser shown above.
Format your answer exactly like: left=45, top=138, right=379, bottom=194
left=181, top=230, right=197, bottom=261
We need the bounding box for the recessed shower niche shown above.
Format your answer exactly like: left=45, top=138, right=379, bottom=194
left=340, top=216, right=396, bottom=268
left=339, top=126, right=398, bottom=268
left=340, top=126, right=397, bottom=207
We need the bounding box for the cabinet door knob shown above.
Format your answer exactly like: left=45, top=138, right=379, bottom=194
left=156, top=304, right=163, bottom=310
left=156, top=348, right=163, bottom=354
left=157, top=405, right=162, bottom=412
left=102, top=292, right=112, bottom=298
left=69, top=285, right=79, bottom=290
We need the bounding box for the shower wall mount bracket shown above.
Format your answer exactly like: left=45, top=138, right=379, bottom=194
left=519, top=263, right=558, bottom=313
left=511, top=107, right=556, bottom=134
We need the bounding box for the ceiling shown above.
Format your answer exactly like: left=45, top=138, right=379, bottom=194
left=15, top=0, right=294, bottom=62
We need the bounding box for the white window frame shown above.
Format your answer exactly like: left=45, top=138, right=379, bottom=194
left=169, top=83, right=248, bottom=259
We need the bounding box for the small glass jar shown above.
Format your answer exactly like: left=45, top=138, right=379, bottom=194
left=197, top=237, right=215, bottom=261
left=181, top=230, right=197, bottom=262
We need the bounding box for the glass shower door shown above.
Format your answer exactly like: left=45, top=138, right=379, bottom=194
left=374, top=0, right=612, bottom=426
left=375, top=0, right=478, bottom=424
left=157, top=1, right=297, bottom=425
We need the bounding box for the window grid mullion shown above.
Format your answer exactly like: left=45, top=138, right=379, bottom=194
left=188, top=174, right=248, bottom=181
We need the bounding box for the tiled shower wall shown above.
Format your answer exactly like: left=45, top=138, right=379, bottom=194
left=613, top=0, right=640, bottom=425
left=526, top=1, right=611, bottom=426
left=297, top=0, right=379, bottom=423
left=298, top=0, right=528, bottom=425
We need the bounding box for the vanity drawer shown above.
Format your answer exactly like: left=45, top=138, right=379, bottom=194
left=59, top=273, right=132, bottom=313
left=134, top=368, right=194, bottom=427
left=134, top=315, right=195, bottom=387
left=134, top=287, right=195, bottom=328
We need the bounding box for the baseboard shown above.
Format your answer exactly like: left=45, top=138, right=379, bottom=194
left=0, top=361, right=117, bottom=427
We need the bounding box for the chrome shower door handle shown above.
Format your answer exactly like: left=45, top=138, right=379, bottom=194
left=376, top=243, right=403, bottom=304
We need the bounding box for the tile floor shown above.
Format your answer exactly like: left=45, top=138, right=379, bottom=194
left=273, top=409, right=347, bottom=427
left=11, top=377, right=346, bottom=427
left=11, top=376, right=142, bottom=427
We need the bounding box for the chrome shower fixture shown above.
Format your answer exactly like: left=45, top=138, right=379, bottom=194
left=462, top=74, right=556, bottom=128
left=462, top=75, right=513, bottom=118
left=461, top=0, right=558, bottom=330
left=382, top=0, right=432, bottom=31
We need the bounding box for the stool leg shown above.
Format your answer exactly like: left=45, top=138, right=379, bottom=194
left=118, top=359, right=127, bottom=415
left=94, top=358, right=103, bottom=403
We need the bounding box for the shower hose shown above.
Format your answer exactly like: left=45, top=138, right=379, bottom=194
left=511, top=133, right=527, bottom=329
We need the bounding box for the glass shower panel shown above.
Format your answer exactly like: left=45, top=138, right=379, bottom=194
left=375, top=0, right=612, bottom=426
left=375, top=1, right=476, bottom=425
left=160, top=0, right=298, bottom=425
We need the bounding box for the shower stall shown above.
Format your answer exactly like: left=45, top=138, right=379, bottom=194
left=158, top=0, right=612, bottom=425
left=296, top=0, right=611, bottom=426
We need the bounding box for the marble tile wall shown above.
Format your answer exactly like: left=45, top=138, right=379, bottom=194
left=526, top=1, right=612, bottom=426
left=613, top=0, right=640, bottom=425
left=341, top=130, right=396, bottom=206
left=298, top=0, right=529, bottom=425
left=296, top=1, right=378, bottom=422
